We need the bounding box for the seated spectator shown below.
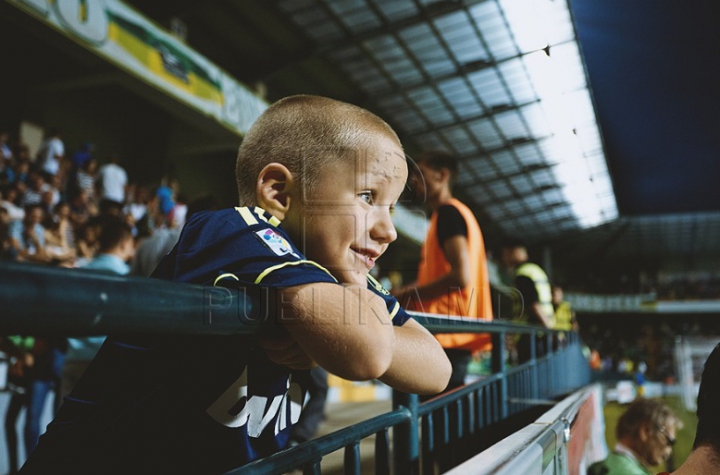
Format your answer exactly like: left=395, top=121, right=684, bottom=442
left=11, top=159, right=30, bottom=192
left=168, top=192, right=188, bottom=229
left=588, top=398, right=679, bottom=475
left=21, top=173, right=50, bottom=209
left=75, top=220, right=100, bottom=265
left=1, top=185, right=25, bottom=222
left=662, top=343, right=720, bottom=474
left=0, top=207, right=14, bottom=259
left=75, top=157, right=97, bottom=208
left=43, top=201, right=75, bottom=264
left=0, top=130, right=12, bottom=164
left=123, top=183, right=151, bottom=237
left=68, top=189, right=92, bottom=227
left=8, top=205, right=49, bottom=263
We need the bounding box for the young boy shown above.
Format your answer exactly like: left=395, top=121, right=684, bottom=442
left=21, top=95, right=451, bottom=473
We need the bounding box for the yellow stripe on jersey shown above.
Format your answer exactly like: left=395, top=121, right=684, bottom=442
left=388, top=301, right=400, bottom=320
left=213, top=273, right=239, bottom=286
left=366, top=274, right=390, bottom=295
left=235, top=207, right=258, bottom=226
left=252, top=207, right=281, bottom=227
left=254, top=260, right=336, bottom=284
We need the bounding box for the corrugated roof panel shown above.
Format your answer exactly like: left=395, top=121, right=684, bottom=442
left=467, top=157, right=497, bottom=180
left=467, top=118, right=503, bottom=149
left=497, top=58, right=537, bottom=103
left=434, top=11, right=490, bottom=64
left=511, top=175, right=534, bottom=194
left=490, top=150, right=521, bottom=175
left=338, top=9, right=383, bottom=32
left=374, top=0, right=418, bottom=22
left=469, top=2, right=517, bottom=60
left=519, top=103, right=553, bottom=138
left=493, top=110, right=529, bottom=139
left=467, top=69, right=512, bottom=107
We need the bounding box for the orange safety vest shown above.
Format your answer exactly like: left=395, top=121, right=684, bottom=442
left=415, top=199, right=493, bottom=353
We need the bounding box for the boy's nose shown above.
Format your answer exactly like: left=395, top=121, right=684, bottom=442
left=370, top=208, right=397, bottom=244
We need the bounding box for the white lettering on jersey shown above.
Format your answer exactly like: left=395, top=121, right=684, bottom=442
left=206, top=367, right=305, bottom=438
left=206, top=366, right=249, bottom=428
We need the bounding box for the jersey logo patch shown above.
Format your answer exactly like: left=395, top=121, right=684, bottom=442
left=255, top=229, right=300, bottom=258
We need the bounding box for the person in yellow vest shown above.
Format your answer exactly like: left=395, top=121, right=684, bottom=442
left=392, top=151, right=493, bottom=393
left=501, top=239, right=554, bottom=363
left=552, top=284, right=577, bottom=346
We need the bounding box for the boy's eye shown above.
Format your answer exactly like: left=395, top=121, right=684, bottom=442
left=359, top=191, right=374, bottom=205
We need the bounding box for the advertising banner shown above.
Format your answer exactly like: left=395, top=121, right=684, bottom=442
left=8, top=0, right=268, bottom=136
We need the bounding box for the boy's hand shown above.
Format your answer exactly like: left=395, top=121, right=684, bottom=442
left=259, top=336, right=316, bottom=370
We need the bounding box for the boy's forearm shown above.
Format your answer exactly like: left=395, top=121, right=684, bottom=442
left=280, top=283, right=396, bottom=381
left=378, top=320, right=451, bottom=395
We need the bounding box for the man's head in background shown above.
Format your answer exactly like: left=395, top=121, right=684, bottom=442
left=616, top=398, right=679, bottom=468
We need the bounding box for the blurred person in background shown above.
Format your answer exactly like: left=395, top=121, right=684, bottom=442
left=1, top=185, right=25, bottom=222
left=35, top=129, right=64, bottom=181
left=392, top=150, right=493, bottom=393
left=552, top=284, right=578, bottom=346
left=588, top=398, right=679, bottom=475
left=62, top=218, right=135, bottom=397
left=43, top=201, right=75, bottom=265
left=21, top=173, right=49, bottom=209
left=96, top=154, right=127, bottom=216
left=75, top=157, right=98, bottom=214
left=661, top=343, right=720, bottom=475
left=502, top=239, right=555, bottom=363
left=130, top=193, right=222, bottom=277
left=8, top=205, right=49, bottom=263
left=1, top=336, right=35, bottom=474
left=0, top=130, right=13, bottom=164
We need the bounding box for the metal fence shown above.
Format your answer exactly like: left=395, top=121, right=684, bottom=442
left=233, top=323, right=590, bottom=475
left=0, top=261, right=591, bottom=474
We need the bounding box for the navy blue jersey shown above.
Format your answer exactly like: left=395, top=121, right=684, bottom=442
left=22, top=207, right=408, bottom=474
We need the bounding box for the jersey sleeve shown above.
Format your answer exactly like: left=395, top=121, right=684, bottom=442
left=165, top=207, right=337, bottom=289
left=366, top=275, right=411, bottom=327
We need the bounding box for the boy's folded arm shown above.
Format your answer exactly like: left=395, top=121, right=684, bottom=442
left=277, top=282, right=396, bottom=381
left=378, top=319, right=452, bottom=395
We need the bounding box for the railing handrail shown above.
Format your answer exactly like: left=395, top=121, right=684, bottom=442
left=0, top=260, right=557, bottom=336
left=226, top=407, right=412, bottom=474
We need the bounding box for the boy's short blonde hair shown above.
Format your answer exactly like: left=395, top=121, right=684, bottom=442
left=236, top=95, right=402, bottom=205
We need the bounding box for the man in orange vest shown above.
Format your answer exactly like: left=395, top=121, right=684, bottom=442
left=393, top=151, right=493, bottom=393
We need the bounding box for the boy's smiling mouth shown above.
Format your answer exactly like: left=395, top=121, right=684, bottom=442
left=350, top=247, right=380, bottom=270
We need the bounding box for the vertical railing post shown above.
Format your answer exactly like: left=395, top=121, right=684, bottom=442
left=491, top=332, right=508, bottom=419
left=546, top=332, right=555, bottom=396
left=530, top=331, right=539, bottom=400
left=392, top=391, right=419, bottom=475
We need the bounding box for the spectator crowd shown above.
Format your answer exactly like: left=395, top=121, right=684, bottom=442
left=0, top=127, right=220, bottom=473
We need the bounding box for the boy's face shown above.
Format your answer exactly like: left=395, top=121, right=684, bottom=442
left=288, top=134, right=407, bottom=286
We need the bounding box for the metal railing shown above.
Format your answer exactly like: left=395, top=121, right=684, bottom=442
left=0, top=261, right=591, bottom=474
left=234, top=326, right=590, bottom=475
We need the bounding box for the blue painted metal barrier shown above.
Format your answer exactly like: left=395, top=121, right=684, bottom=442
left=0, top=261, right=591, bottom=474
left=234, top=317, right=590, bottom=475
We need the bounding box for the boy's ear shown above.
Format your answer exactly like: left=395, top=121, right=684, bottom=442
left=256, top=163, right=295, bottom=220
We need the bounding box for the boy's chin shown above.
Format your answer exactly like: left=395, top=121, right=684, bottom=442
left=333, top=270, right=369, bottom=286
